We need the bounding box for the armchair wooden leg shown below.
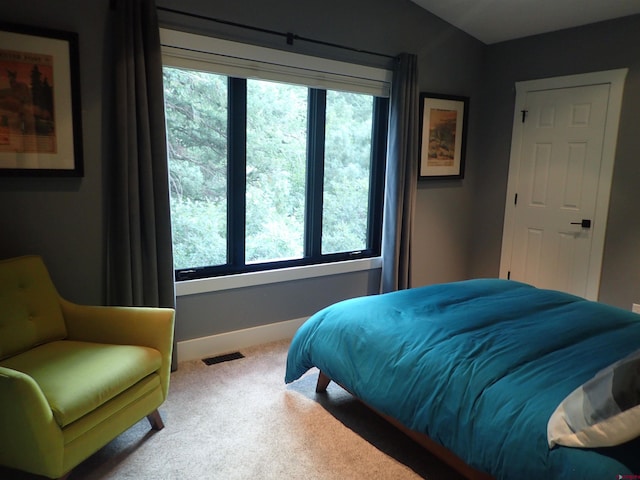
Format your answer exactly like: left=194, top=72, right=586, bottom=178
left=147, top=409, right=165, bottom=430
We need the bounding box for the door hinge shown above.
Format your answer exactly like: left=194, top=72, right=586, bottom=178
left=521, top=109, right=528, bottom=123
left=507, top=271, right=511, bottom=280
left=514, top=193, right=518, bottom=205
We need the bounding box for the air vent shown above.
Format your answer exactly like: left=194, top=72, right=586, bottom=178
left=202, top=352, right=245, bottom=365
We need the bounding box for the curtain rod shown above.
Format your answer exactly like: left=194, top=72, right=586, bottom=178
left=156, top=6, right=396, bottom=60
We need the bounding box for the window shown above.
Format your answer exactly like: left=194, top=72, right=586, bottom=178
left=161, top=30, right=390, bottom=281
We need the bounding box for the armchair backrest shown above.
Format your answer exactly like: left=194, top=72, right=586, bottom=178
left=0, top=255, right=67, bottom=360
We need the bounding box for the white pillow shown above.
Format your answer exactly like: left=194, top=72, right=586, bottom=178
left=547, top=349, right=640, bottom=448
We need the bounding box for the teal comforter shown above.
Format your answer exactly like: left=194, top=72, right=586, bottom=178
left=285, top=279, right=640, bottom=479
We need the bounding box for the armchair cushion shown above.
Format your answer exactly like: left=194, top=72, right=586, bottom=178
left=0, top=340, right=162, bottom=427
left=0, top=256, right=67, bottom=360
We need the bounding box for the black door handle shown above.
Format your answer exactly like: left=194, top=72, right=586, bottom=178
left=570, top=219, right=591, bottom=228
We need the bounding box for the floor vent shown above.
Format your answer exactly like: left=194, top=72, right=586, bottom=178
left=202, top=352, right=245, bottom=365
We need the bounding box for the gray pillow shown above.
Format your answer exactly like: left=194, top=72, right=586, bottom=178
left=547, top=349, right=640, bottom=448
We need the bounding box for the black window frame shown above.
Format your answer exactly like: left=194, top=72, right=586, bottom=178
left=173, top=76, right=389, bottom=282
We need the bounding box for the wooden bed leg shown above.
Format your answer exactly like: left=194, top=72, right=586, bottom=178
left=147, top=409, right=165, bottom=430
left=316, top=371, right=331, bottom=392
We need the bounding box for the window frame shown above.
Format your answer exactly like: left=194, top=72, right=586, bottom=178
left=161, top=29, right=391, bottom=282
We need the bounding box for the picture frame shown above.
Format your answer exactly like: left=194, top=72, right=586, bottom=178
left=0, top=22, right=83, bottom=176
left=418, top=92, right=468, bottom=180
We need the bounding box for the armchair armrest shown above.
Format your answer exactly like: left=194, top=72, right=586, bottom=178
left=60, top=298, right=175, bottom=399
left=0, top=367, right=64, bottom=477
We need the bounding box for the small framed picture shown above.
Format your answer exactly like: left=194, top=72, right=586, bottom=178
left=0, top=22, right=83, bottom=176
left=418, top=93, right=468, bottom=180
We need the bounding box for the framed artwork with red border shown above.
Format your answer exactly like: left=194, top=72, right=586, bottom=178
left=0, top=22, right=83, bottom=176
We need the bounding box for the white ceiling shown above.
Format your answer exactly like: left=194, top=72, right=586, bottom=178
left=410, top=0, right=640, bottom=44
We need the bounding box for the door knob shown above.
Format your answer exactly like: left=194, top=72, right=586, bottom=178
left=570, top=219, right=591, bottom=228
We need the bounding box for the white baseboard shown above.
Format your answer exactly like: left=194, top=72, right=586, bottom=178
left=176, top=317, right=308, bottom=363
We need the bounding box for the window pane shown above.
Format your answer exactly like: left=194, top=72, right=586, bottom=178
left=322, top=91, right=374, bottom=254
left=246, top=79, right=308, bottom=263
left=163, top=67, right=228, bottom=270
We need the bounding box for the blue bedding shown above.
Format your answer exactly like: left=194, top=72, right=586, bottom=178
left=285, top=279, right=640, bottom=479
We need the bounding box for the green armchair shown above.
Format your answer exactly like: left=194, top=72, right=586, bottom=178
left=0, top=255, right=175, bottom=479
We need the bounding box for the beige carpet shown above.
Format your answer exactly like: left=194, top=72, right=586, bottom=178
left=1, top=340, right=463, bottom=479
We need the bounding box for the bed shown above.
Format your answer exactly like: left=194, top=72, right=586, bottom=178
left=285, top=279, right=640, bottom=479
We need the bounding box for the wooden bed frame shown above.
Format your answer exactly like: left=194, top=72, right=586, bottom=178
left=315, top=371, right=494, bottom=480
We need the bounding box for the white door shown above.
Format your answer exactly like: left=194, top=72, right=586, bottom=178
left=500, top=70, right=627, bottom=300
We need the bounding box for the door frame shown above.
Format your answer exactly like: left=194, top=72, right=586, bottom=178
left=499, top=69, right=628, bottom=300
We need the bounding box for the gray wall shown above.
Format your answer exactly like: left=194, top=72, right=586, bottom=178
left=176, top=270, right=381, bottom=341
left=3, top=0, right=635, bottom=346
left=0, top=0, right=112, bottom=305
left=468, top=14, right=640, bottom=309
left=158, top=0, right=485, bottom=340
left=0, top=0, right=484, bottom=344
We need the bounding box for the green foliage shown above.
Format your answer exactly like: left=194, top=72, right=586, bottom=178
left=170, top=197, right=226, bottom=269
left=323, top=91, right=373, bottom=253
left=163, top=67, right=376, bottom=270
left=245, top=80, right=307, bottom=262
left=163, top=67, right=228, bottom=269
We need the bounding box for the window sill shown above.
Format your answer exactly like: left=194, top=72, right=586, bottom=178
left=175, top=257, right=382, bottom=296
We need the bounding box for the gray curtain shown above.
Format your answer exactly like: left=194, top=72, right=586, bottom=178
left=380, top=53, right=419, bottom=293
left=108, top=0, right=176, bottom=360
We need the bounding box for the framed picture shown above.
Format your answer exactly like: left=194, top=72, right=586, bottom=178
left=418, top=93, right=468, bottom=180
left=0, top=23, right=83, bottom=176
